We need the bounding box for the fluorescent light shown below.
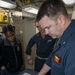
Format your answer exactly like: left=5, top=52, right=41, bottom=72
left=24, top=7, right=38, bottom=14
left=22, top=4, right=38, bottom=15
left=12, top=11, right=22, bottom=17
left=63, top=0, right=75, bottom=5
left=0, top=0, right=16, bottom=9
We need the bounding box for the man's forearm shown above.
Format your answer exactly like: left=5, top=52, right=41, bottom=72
left=38, top=64, right=51, bottom=75
left=27, top=55, right=32, bottom=60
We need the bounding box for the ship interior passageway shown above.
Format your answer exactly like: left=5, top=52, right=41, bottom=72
left=0, top=0, right=75, bottom=75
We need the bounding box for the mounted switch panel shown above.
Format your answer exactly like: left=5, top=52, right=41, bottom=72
left=0, top=10, right=9, bottom=24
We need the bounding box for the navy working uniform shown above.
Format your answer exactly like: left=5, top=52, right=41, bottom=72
left=46, top=20, right=75, bottom=75
left=0, top=46, right=2, bottom=75
left=25, top=32, right=56, bottom=72
left=0, top=37, right=23, bottom=74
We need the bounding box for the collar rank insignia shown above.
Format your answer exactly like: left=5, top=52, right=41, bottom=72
left=17, top=45, right=20, bottom=51
left=54, top=54, right=61, bottom=64
left=47, top=39, right=52, bottom=42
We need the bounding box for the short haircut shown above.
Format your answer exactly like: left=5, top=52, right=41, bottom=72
left=2, top=25, right=15, bottom=34
left=36, top=0, right=68, bottom=22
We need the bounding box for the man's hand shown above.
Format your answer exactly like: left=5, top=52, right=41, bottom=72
left=27, top=55, right=33, bottom=65
left=28, top=59, right=33, bottom=65
left=1, top=66, right=5, bottom=70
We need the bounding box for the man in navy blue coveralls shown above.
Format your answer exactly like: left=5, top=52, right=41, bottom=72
left=25, top=22, right=56, bottom=75
left=35, top=0, right=75, bottom=75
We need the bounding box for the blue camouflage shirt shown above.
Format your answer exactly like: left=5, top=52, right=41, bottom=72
left=46, top=19, right=75, bottom=75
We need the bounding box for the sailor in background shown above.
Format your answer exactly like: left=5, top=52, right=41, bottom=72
left=25, top=22, right=56, bottom=75
left=0, top=25, right=24, bottom=75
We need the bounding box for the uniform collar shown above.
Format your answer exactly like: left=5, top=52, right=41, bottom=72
left=59, top=19, right=75, bottom=46
left=53, top=20, right=75, bottom=52
left=4, top=38, right=20, bottom=46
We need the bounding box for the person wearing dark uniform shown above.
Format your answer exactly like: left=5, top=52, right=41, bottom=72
left=25, top=23, right=56, bottom=75
left=0, top=33, right=3, bottom=75
left=0, top=25, right=23, bottom=75
left=0, top=47, right=2, bottom=75
left=35, top=0, right=75, bottom=75
left=45, top=20, right=75, bottom=75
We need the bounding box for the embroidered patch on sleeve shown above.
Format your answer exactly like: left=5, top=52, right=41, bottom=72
left=53, top=54, right=61, bottom=64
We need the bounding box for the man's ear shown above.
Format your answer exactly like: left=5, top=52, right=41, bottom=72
left=58, top=15, right=66, bottom=26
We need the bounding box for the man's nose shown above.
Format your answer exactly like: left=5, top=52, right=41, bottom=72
left=45, top=29, right=49, bottom=35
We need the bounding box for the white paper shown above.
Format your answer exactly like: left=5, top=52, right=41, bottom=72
left=22, top=72, right=31, bottom=75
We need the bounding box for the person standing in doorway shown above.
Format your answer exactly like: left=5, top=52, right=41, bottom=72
left=25, top=22, right=56, bottom=75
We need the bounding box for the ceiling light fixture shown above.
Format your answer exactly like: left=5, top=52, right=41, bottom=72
left=22, top=4, right=38, bottom=15
left=0, top=0, right=16, bottom=9
left=12, top=11, right=22, bottom=17
left=63, top=0, right=75, bottom=5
